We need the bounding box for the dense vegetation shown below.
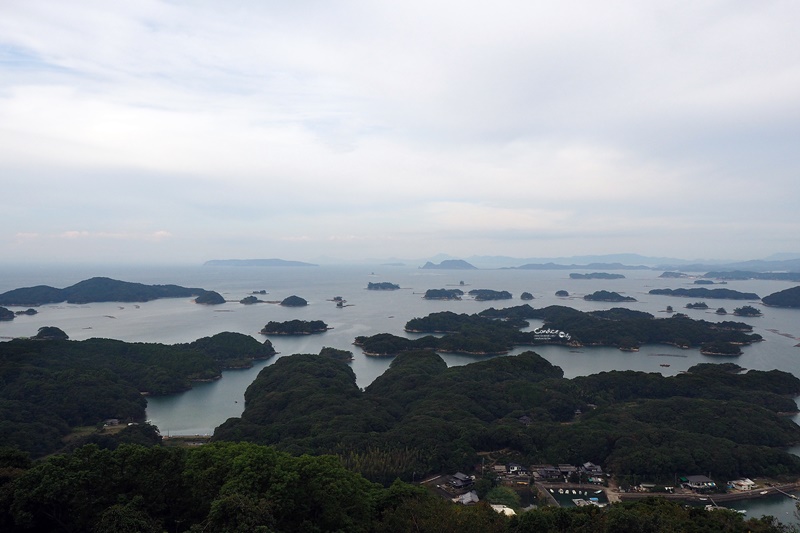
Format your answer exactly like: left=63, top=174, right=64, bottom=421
left=319, top=346, right=354, bottom=361
left=0, top=307, right=14, bottom=320
left=469, top=289, right=513, bottom=301
left=214, top=352, right=800, bottom=487
left=555, top=290, right=569, bottom=297
left=1, top=442, right=790, bottom=533
left=239, top=295, right=265, bottom=304
left=583, top=291, right=636, bottom=302
left=649, top=288, right=760, bottom=300
left=521, top=292, right=534, bottom=300
left=367, top=282, right=400, bottom=290
left=260, top=320, right=329, bottom=335
left=423, top=288, right=464, bottom=300
left=762, top=286, right=800, bottom=308
left=194, top=290, right=225, bottom=305
left=685, top=302, right=708, bottom=309
left=0, top=277, right=205, bottom=305
left=280, top=295, right=308, bottom=307
left=570, top=273, right=625, bottom=279
left=0, top=333, right=275, bottom=457
left=734, top=305, right=763, bottom=317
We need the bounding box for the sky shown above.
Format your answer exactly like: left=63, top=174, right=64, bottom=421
left=1, top=1, right=799, bottom=265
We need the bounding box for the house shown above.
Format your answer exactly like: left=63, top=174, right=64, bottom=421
left=558, top=464, right=578, bottom=476
left=506, top=463, right=529, bottom=476
left=453, top=491, right=479, bottom=505
left=451, top=472, right=474, bottom=489
left=532, top=465, right=561, bottom=481
left=581, top=462, right=603, bottom=476
left=730, top=478, right=756, bottom=491
left=680, top=475, right=716, bottom=491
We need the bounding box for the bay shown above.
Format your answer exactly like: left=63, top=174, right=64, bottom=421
left=2, top=263, right=799, bottom=524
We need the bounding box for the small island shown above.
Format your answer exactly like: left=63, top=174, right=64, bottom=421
left=423, top=288, right=464, bottom=300
left=419, top=259, right=477, bottom=270
left=280, top=295, right=308, bottom=307
left=555, top=290, right=569, bottom=297
left=367, top=282, right=400, bottom=291
left=468, top=289, right=512, bottom=301
left=693, top=279, right=715, bottom=285
left=700, top=341, right=743, bottom=356
left=260, top=320, right=329, bottom=335
left=319, top=346, right=354, bottom=361
left=584, top=290, right=636, bottom=302
left=716, top=307, right=727, bottom=315
left=520, top=292, right=534, bottom=300
left=239, top=295, right=265, bottom=305
left=33, top=326, right=69, bottom=340
left=0, top=306, right=15, bottom=321
left=733, top=305, right=763, bottom=317
left=195, top=291, right=225, bottom=305
left=15, top=308, right=38, bottom=316
left=685, top=302, right=708, bottom=310
left=659, top=271, right=689, bottom=278
left=761, top=285, right=800, bottom=308
left=569, top=272, right=625, bottom=279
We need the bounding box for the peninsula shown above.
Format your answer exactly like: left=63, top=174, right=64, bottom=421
left=762, top=285, right=800, bottom=308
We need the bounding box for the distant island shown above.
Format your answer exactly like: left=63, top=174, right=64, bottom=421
left=569, top=272, right=625, bottom=279
left=649, top=288, right=759, bottom=300
left=0, top=277, right=206, bottom=306
left=659, top=271, right=689, bottom=278
left=0, top=307, right=14, bottom=321
left=704, top=270, right=800, bottom=282
left=239, top=295, right=266, bottom=305
left=555, top=290, right=569, bottom=297
left=761, top=286, right=800, bottom=308
left=195, top=291, right=225, bottom=305
left=423, top=288, right=464, bottom=300
left=280, top=295, right=308, bottom=307
left=420, top=259, right=477, bottom=270
left=685, top=302, right=708, bottom=309
left=520, top=292, right=534, bottom=300
left=693, top=279, right=715, bottom=285
left=367, top=282, right=400, bottom=290
left=584, top=290, right=636, bottom=302
left=733, top=305, right=763, bottom=317
left=260, top=320, right=329, bottom=335
left=468, top=289, right=512, bottom=301
left=204, top=258, right=317, bottom=267
left=512, top=262, right=649, bottom=271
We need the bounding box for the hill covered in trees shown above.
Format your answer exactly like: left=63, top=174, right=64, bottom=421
left=0, top=277, right=206, bottom=306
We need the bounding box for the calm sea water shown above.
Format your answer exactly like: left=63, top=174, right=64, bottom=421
left=1, top=263, right=799, bottom=522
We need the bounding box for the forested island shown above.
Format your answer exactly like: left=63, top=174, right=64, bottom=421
left=0, top=277, right=206, bottom=306
left=762, top=286, right=800, bottom=308
left=469, top=289, right=513, bottom=301
left=354, top=305, right=761, bottom=355
left=423, top=288, right=464, bottom=300
left=0, top=332, right=275, bottom=457
left=685, top=302, right=708, bottom=309
left=649, top=288, right=760, bottom=300
left=367, top=281, right=400, bottom=290
left=420, top=259, right=477, bottom=270
left=194, top=290, right=225, bottom=305
left=569, top=272, right=625, bottom=279
left=259, top=320, right=329, bottom=335
left=279, top=295, right=308, bottom=307
left=734, top=305, right=763, bottom=317
left=583, top=290, right=636, bottom=302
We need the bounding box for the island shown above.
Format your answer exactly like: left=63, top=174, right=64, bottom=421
left=520, top=291, right=534, bottom=300
left=649, top=288, right=760, bottom=300
left=260, top=319, right=329, bottom=335
left=583, top=290, right=636, bottom=302
left=423, top=288, right=464, bottom=300
left=280, top=295, right=308, bottom=307
left=700, top=341, right=743, bottom=356
left=685, top=302, right=708, bottom=309
left=693, top=279, right=715, bottom=285
left=0, top=306, right=14, bottom=320
left=0, top=276, right=207, bottom=306
left=14, top=308, right=37, bottom=315
left=239, top=295, right=265, bottom=305
left=659, top=271, right=689, bottom=278
left=203, top=258, right=317, bottom=267
left=33, top=326, right=69, bottom=340
left=704, top=270, right=800, bottom=282
left=734, top=305, right=763, bottom=317
left=367, top=281, right=400, bottom=290
left=419, top=259, right=477, bottom=270
left=555, top=290, right=569, bottom=297
left=319, top=346, right=354, bottom=361
left=716, top=307, right=727, bottom=315
left=569, top=272, right=625, bottom=279
left=194, top=290, right=225, bottom=305
left=468, top=289, right=512, bottom=301
left=762, top=285, right=800, bottom=308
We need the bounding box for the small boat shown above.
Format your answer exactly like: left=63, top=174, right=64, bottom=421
left=594, top=490, right=603, bottom=494
left=558, top=489, right=563, bottom=494
left=572, top=490, right=577, bottom=495
left=760, top=490, right=769, bottom=495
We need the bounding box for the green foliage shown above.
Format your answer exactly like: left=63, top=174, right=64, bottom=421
left=733, top=305, right=762, bottom=317
left=423, top=288, right=464, bottom=300
left=0, top=276, right=205, bottom=305
left=259, top=320, right=328, bottom=335
left=762, top=285, right=800, bottom=307
left=34, top=326, right=68, bottom=340
left=486, top=486, right=521, bottom=509
left=319, top=346, right=353, bottom=361
left=469, top=289, right=513, bottom=301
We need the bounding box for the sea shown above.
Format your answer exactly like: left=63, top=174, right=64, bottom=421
left=1, top=263, right=799, bottom=523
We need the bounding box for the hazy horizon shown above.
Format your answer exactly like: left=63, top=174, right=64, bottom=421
left=2, top=2, right=799, bottom=264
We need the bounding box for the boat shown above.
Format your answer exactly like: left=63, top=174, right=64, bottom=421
left=558, top=489, right=563, bottom=494
left=760, top=490, right=769, bottom=495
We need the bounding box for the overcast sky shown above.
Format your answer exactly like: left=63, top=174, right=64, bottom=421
left=2, top=1, right=799, bottom=265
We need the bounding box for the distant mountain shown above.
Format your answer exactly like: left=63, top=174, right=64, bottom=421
left=0, top=277, right=205, bottom=306
left=513, top=262, right=649, bottom=271
left=204, top=259, right=318, bottom=267
left=420, top=260, right=478, bottom=270
left=660, top=258, right=800, bottom=273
